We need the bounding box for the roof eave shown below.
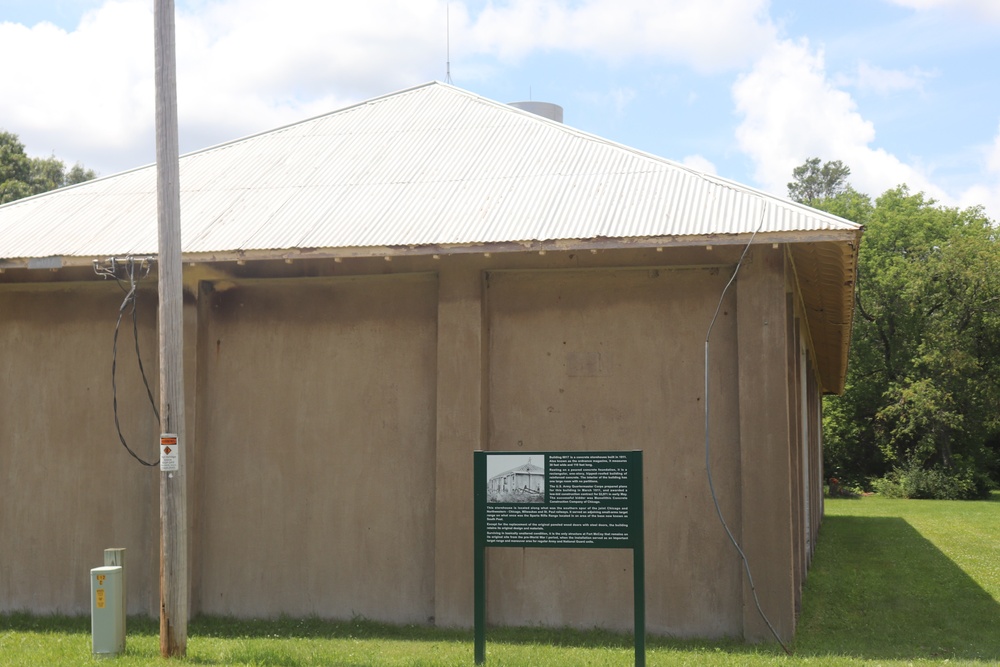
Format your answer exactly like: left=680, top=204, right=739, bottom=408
left=1, top=229, right=863, bottom=270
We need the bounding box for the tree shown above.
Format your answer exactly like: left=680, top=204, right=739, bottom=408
left=0, top=129, right=96, bottom=204
left=787, top=157, right=852, bottom=205
left=66, top=162, right=97, bottom=185
left=0, top=131, right=33, bottom=204
left=791, top=160, right=1000, bottom=498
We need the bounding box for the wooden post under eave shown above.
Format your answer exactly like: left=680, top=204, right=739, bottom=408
left=154, top=0, right=187, bottom=657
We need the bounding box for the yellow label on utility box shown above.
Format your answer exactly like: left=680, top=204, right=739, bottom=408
left=96, top=589, right=106, bottom=608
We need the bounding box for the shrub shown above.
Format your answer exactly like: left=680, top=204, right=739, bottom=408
left=870, top=475, right=906, bottom=498
left=872, top=458, right=992, bottom=500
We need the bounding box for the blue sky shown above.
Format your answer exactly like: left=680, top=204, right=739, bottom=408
left=2, top=0, right=998, bottom=219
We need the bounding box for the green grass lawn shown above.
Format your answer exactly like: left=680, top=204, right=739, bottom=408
left=794, top=492, right=1000, bottom=664
left=3, top=493, right=999, bottom=666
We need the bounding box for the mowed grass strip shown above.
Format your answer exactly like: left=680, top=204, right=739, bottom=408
left=795, top=492, right=1000, bottom=663
left=0, top=614, right=776, bottom=667
left=2, top=493, right=998, bottom=666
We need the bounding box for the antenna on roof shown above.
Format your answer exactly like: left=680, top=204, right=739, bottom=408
left=445, top=4, right=453, bottom=84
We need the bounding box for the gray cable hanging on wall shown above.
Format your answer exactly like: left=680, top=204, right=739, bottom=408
left=701, top=200, right=792, bottom=655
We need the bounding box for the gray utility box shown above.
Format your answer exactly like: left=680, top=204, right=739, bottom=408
left=91, top=565, right=124, bottom=656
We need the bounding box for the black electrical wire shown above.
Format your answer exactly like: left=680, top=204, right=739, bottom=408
left=703, top=202, right=792, bottom=655
left=109, top=257, right=160, bottom=467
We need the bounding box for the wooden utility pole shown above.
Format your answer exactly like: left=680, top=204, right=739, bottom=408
left=154, top=0, right=187, bottom=657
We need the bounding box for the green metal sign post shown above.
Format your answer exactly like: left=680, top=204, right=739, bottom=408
left=474, top=450, right=645, bottom=666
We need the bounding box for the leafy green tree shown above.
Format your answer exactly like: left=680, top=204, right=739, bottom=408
left=0, top=129, right=96, bottom=204
left=787, top=157, right=852, bottom=205
left=791, top=160, right=1000, bottom=498
left=66, top=162, right=97, bottom=185
left=0, top=131, right=33, bottom=204
left=29, top=155, right=67, bottom=194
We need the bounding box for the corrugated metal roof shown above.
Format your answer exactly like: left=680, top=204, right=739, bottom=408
left=0, top=81, right=859, bottom=264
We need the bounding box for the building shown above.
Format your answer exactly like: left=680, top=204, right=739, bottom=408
left=0, top=82, right=861, bottom=642
left=488, top=460, right=545, bottom=497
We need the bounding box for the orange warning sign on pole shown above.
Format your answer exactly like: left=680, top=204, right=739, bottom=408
left=160, top=433, right=179, bottom=472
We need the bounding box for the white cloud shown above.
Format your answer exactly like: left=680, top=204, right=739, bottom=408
left=1, top=0, right=450, bottom=174
left=0, top=2, right=154, bottom=170
left=958, top=124, right=1000, bottom=221
left=609, top=87, right=637, bottom=116
left=167, top=0, right=451, bottom=159
left=463, top=0, right=777, bottom=73
left=181, top=0, right=444, bottom=101
left=1, top=0, right=779, bottom=176
left=988, top=126, right=1000, bottom=173
left=732, top=39, right=949, bottom=203
left=885, top=0, right=1000, bottom=22
left=576, top=87, right=637, bottom=118
left=680, top=154, right=717, bottom=174
left=854, top=61, right=934, bottom=96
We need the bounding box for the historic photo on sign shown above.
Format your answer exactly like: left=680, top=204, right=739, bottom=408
left=486, top=454, right=545, bottom=503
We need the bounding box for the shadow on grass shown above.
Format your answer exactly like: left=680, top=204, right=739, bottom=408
left=796, top=515, right=1000, bottom=662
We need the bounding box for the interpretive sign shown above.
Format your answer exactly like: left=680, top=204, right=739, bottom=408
left=483, top=452, right=640, bottom=548
left=473, top=450, right=645, bottom=666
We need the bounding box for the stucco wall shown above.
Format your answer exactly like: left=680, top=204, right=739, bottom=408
left=0, top=246, right=818, bottom=642
left=0, top=283, right=196, bottom=616
left=194, top=275, right=438, bottom=622
left=484, top=267, right=742, bottom=636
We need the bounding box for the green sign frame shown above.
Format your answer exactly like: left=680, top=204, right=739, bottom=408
left=473, top=450, right=645, bottom=666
